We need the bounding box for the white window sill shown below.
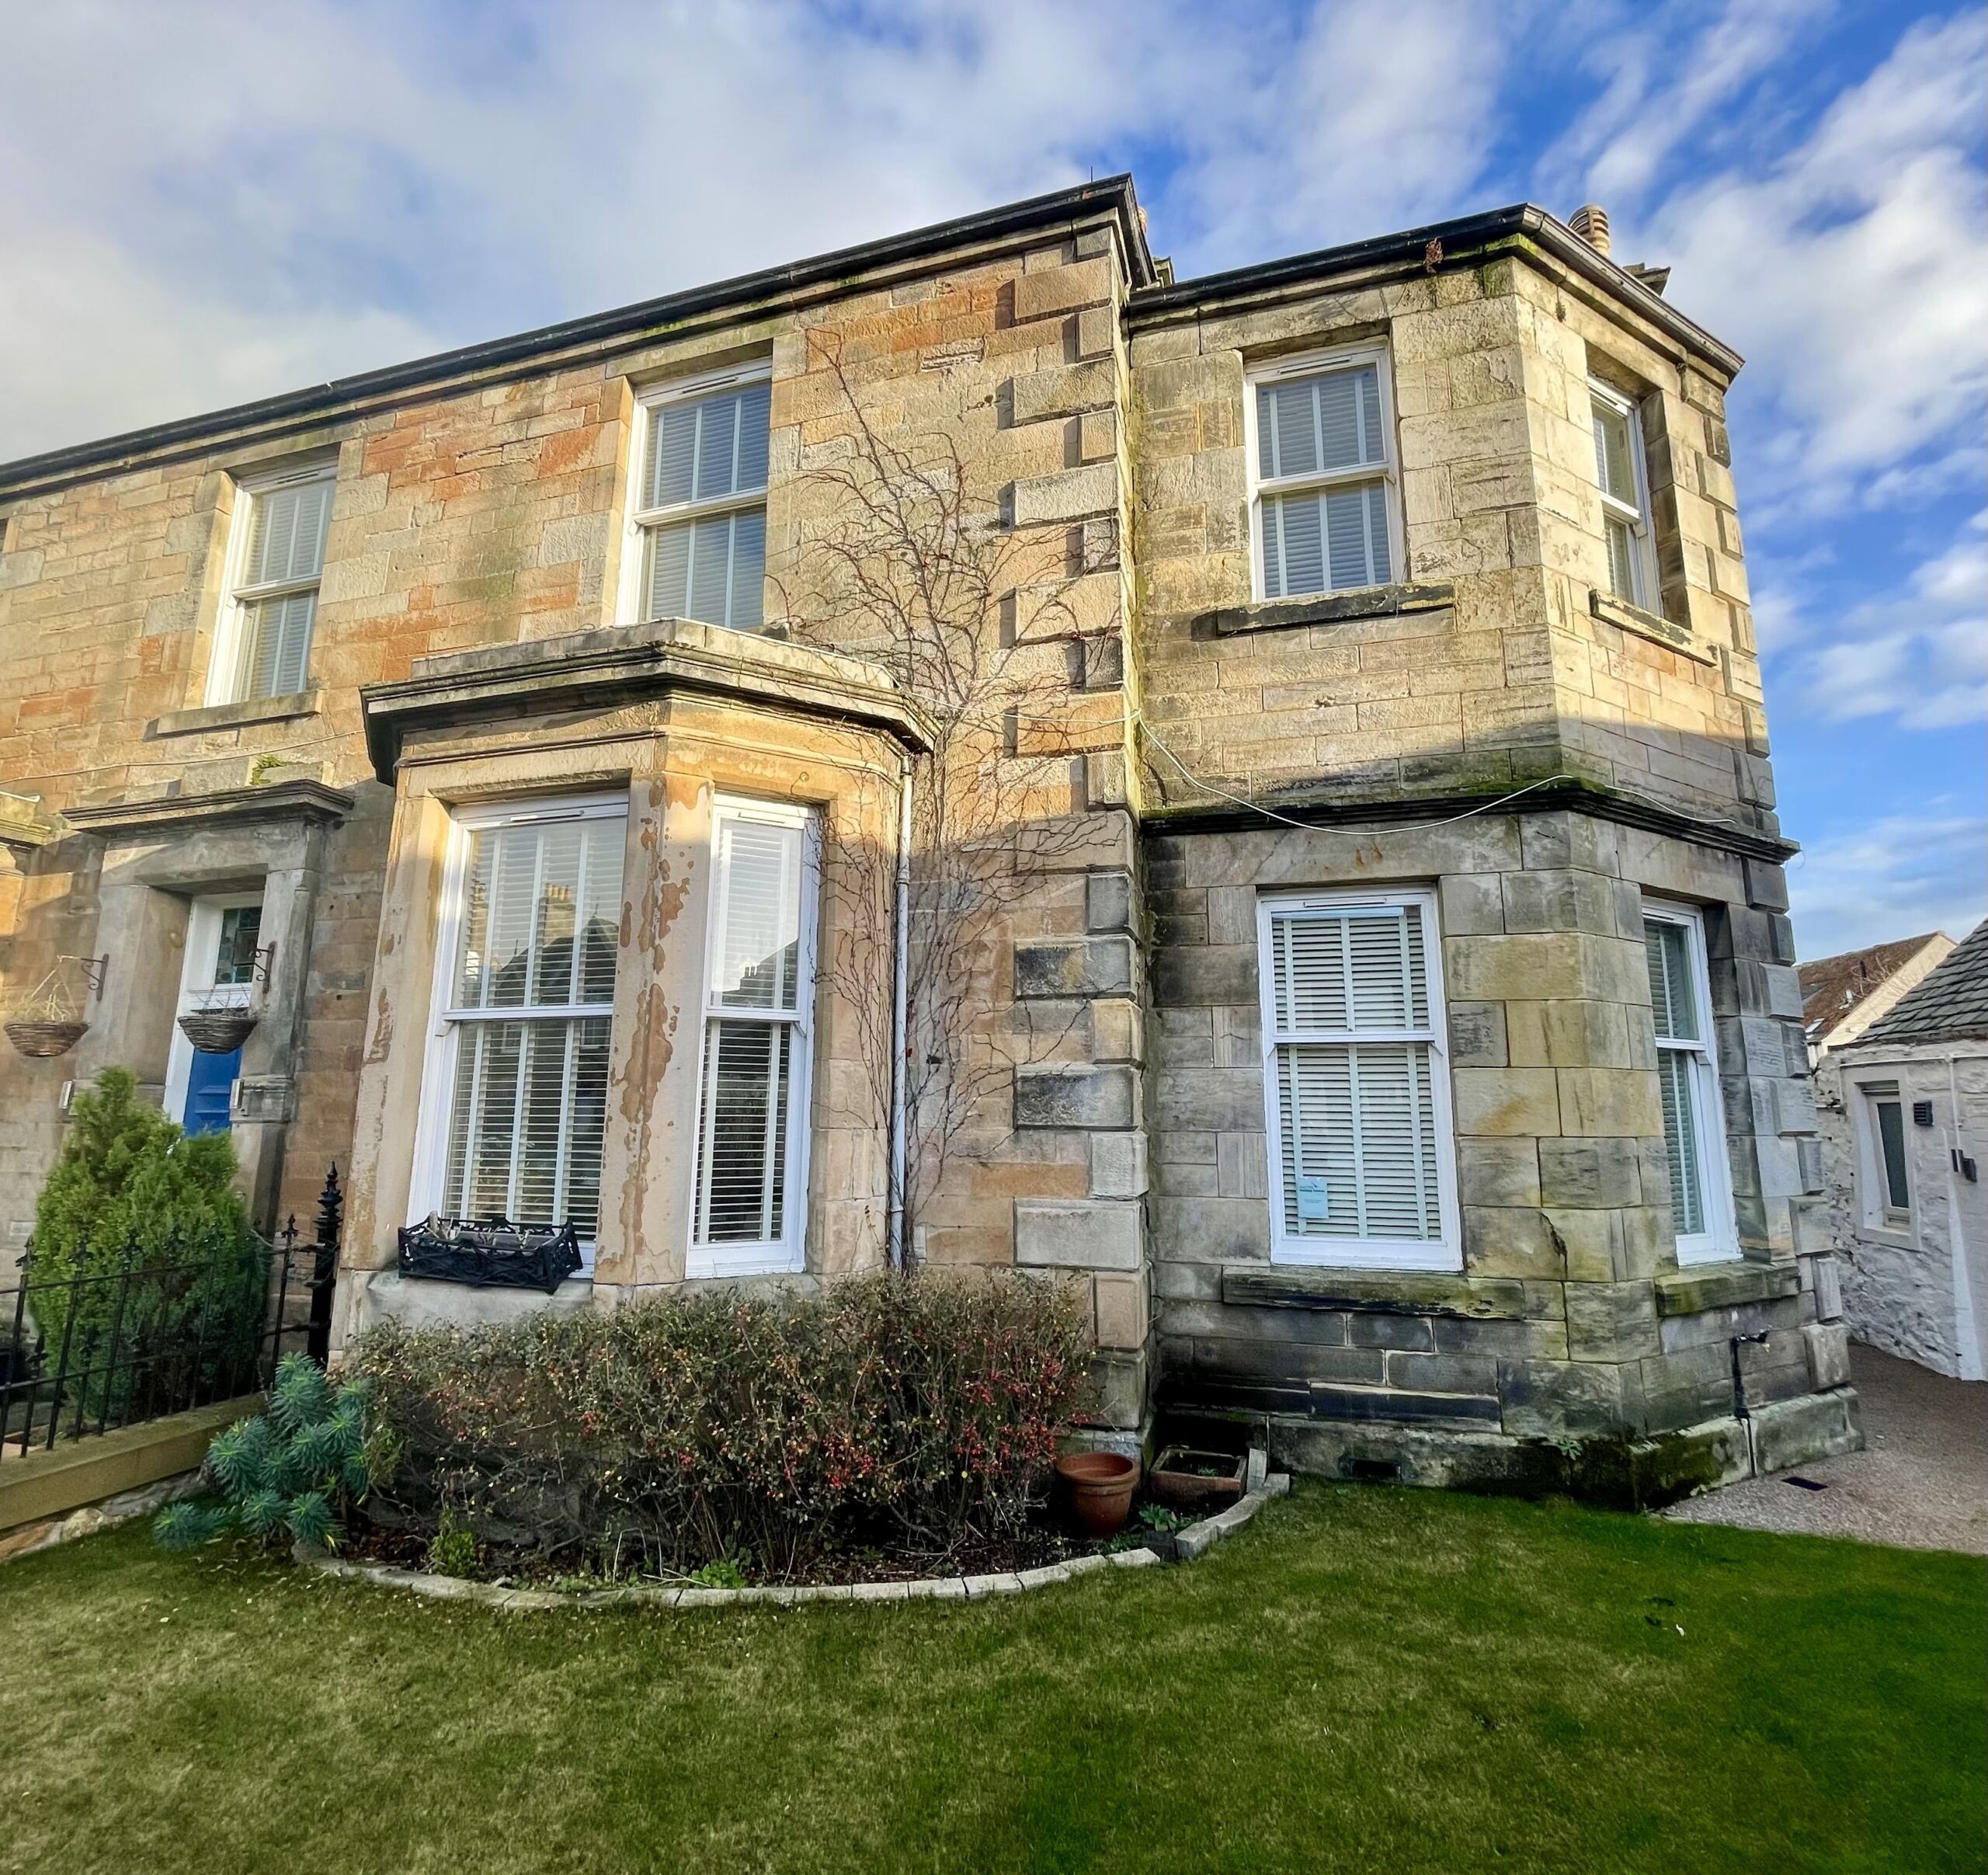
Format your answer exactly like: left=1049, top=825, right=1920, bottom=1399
left=1270, top=1243, right=1462, bottom=1274
left=686, top=1247, right=805, bottom=1281
left=1673, top=1241, right=1744, bottom=1268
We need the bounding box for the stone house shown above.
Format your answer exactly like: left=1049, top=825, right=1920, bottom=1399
left=0, top=176, right=1859, bottom=1494
left=1810, top=922, right=1988, bottom=1379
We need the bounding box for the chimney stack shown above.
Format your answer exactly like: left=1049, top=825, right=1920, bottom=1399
left=1568, top=204, right=1611, bottom=257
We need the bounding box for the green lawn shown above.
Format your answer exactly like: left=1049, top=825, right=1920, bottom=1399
left=3, top=1484, right=1980, bottom=1875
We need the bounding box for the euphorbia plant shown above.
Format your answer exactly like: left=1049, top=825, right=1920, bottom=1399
left=155, top=1354, right=393, bottom=1553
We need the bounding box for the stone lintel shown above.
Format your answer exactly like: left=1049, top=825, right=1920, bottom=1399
left=1653, top=1259, right=1799, bottom=1317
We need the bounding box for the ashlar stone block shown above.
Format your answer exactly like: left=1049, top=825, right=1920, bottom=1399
left=1013, top=935, right=1134, bottom=999
left=1016, top=1198, right=1142, bottom=1271
left=1013, top=1063, right=1137, bottom=1130
left=1090, top=1131, right=1149, bottom=1198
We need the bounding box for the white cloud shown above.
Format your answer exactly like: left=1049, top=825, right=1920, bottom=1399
left=1540, top=0, right=1829, bottom=209
left=1788, top=811, right=1987, bottom=957
left=0, top=1, right=1526, bottom=461
left=1770, top=510, right=1988, bottom=731
left=1644, top=12, right=1988, bottom=513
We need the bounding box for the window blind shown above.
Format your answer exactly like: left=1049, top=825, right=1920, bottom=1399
left=1253, top=360, right=1395, bottom=600
left=641, top=380, right=770, bottom=631
left=235, top=474, right=334, bottom=701
left=1644, top=914, right=1714, bottom=1245
left=440, top=809, right=624, bottom=1239
left=1265, top=900, right=1444, bottom=1249
left=692, top=808, right=812, bottom=1255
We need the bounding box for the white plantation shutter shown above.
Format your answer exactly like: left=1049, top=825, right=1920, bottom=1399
left=1253, top=354, right=1397, bottom=600
left=692, top=803, right=815, bottom=1268
left=1261, top=894, right=1452, bottom=1264
left=638, top=377, right=770, bottom=631
left=1642, top=906, right=1734, bottom=1261
left=437, top=804, right=624, bottom=1242
left=231, top=469, right=335, bottom=701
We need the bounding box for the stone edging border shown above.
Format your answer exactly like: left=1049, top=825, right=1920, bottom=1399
left=301, top=1473, right=1291, bottom=1611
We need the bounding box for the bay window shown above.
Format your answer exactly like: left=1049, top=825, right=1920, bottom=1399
left=1249, top=346, right=1401, bottom=601
left=690, top=799, right=817, bottom=1277
left=1257, top=887, right=1458, bottom=1270
left=417, top=795, right=625, bottom=1258
left=1643, top=903, right=1737, bottom=1264
left=1591, top=382, right=1657, bottom=609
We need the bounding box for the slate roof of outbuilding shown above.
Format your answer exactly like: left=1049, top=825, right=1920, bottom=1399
left=1861, top=919, right=1988, bottom=1046
left=1799, top=933, right=1946, bottom=1046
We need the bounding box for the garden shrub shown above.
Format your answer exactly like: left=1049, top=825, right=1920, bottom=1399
left=351, top=1273, right=1093, bottom=1580
left=155, top=1353, right=390, bottom=1552
left=29, top=1069, right=266, bottom=1419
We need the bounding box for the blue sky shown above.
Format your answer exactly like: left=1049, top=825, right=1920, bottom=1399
left=2, top=0, right=1980, bottom=956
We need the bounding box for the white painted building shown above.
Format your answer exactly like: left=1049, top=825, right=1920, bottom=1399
left=1809, top=923, right=1988, bottom=1379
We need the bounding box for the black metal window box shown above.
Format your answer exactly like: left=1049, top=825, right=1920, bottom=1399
left=397, top=1216, right=583, bottom=1294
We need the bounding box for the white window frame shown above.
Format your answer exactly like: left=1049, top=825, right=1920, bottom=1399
left=162, top=890, right=266, bottom=1126
left=1590, top=379, right=1659, bottom=611
left=686, top=796, right=819, bottom=1280
left=205, top=457, right=339, bottom=705
left=1256, top=885, right=1460, bottom=1271
left=1851, top=1079, right=1914, bottom=1237
left=1643, top=901, right=1739, bottom=1266
left=615, top=360, right=773, bottom=631
left=408, top=791, right=627, bottom=1273
left=1243, top=341, right=1404, bottom=605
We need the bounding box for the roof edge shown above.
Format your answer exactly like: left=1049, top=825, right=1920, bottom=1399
left=1129, top=203, right=1742, bottom=376
left=0, top=176, right=1152, bottom=502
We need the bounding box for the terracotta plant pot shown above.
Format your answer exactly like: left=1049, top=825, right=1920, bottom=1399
left=1146, top=1445, right=1246, bottom=1515
left=1055, top=1449, right=1138, bottom=1538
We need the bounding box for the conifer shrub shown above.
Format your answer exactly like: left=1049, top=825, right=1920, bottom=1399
left=351, top=1274, right=1093, bottom=1580
left=29, top=1069, right=266, bottom=1418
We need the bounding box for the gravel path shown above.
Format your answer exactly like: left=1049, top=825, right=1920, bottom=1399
left=1663, top=1343, right=1987, bottom=1554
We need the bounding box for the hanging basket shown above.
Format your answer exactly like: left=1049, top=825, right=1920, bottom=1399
left=5, top=1017, right=89, bottom=1059
left=4, top=959, right=94, bottom=1060
left=178, top=1006, right=260, bottom=1054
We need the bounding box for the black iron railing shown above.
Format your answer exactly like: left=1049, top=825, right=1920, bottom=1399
left=0, top=1168, right=342, bottom=1455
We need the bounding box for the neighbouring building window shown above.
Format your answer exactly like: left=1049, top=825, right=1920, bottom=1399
left=1256, top=887, right=1458, bottom=1271
left=690, top=798, right=817, bottom=1278
left=1249, top=346, right=1400, bottom=601
left=215, top=462, right=335, bottom=701
left=1857, top=1082, right=1913, bottom=1227
left=417, top=795, right=625, bottom=1256
left=627, top=367, right=770, bottom=631
left=1643, top=903, right=1737, bottom=1264
left=1590, top=381, right=1656, bottom=609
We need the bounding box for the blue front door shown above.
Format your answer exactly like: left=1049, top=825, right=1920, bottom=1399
left=183, top=1045, right=241, bottom=1135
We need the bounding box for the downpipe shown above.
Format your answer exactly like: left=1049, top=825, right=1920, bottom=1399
left=1729, top=1331, right=1771, bottom=1478
left=885, top=751, right=912, bottom=1273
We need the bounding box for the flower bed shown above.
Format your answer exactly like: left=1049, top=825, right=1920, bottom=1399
left=303, top=1476, right=1293, bottom=1611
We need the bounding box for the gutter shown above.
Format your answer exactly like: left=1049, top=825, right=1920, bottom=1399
left=1129, top=202, right=1743, bottom=377
left=0, top=176, right=1154, bottom=504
